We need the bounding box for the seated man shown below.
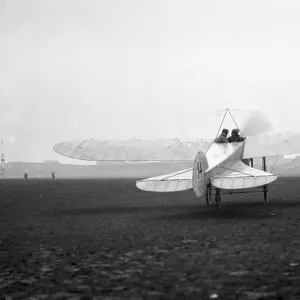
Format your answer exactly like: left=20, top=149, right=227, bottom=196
left=228, top=129, right=249, bottom=165
left=214, top=129, right=229, bottom=143
left=228, top=128, right=245, bottom=142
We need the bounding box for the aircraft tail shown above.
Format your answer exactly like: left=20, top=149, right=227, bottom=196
left=192, top=151, right=209, bottom=197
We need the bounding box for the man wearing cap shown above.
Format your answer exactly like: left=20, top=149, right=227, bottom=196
left=228, top=129, right=249, bottom=165
left=228, top=129, right=245, bottom=142
left=214, top=129, right=229, bottom=143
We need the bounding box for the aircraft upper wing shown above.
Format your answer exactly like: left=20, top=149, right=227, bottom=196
left=242, top=131, right=300, bottom=159
left=136, top=168, right=193, bottom=192
left=53, top=139, right=212, bottom=161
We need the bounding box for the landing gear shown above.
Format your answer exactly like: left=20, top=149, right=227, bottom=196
left=263, top=184, right=268, bottom=203
left=215, top=188, right=221, bottom=211
left=262, top=156, right=269, bottom=203
left=206, top=184, right=212, bottom=204
left=207, top=157, right=270, bottom=209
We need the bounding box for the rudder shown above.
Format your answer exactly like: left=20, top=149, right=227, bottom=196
left=192, top=151, right=209, bottom=197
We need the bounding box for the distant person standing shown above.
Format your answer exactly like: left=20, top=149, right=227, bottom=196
left=214, top=129, right=229, bottom=143
left=24, top=172, right=28, bottom=179
left=52, top=172, right=55, bottom=180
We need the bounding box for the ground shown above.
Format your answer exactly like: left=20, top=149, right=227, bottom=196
left=1, top=178, right=300, bottom=300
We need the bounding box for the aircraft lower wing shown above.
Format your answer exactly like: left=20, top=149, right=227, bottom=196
left=243, top=131, right=300, bottom=159
left=136, top=168, right=193, bottom=192
left=53, top=139, right=212, bottom=161
left=211, top=160, right=278, bottom=189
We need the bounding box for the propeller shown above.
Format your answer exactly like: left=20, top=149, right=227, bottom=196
left=239, top=110, right=274, bottom=137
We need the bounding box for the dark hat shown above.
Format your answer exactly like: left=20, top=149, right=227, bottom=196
left=222, top=129, right=229, bottom=134
left=232, top=128, right=239, bottom=135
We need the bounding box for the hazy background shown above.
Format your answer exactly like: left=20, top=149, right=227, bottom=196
left=1, top=0, right=300, bottom=163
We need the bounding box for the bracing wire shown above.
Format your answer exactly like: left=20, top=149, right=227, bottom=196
left=264, top=154, right=300, bottom=176
left=198, top=109, right=227, bottom=118
left=279, top=165, right=300, bottom=175
left=218, top=165, right=255, bottom=177
left=270, top=155, right=280, bottom=173
left=227, top=109, right=243, bottom=136
left=215, top=109, right=228, bottom=140
left=147, top=167, right=193, bottom=181
left=275, top=156, right=299, bottom=175
left=204, top=108, right=244, bottom=155
left=229, top=109, right=253, bottom=114
left=204, top=109, right=228, bottom=155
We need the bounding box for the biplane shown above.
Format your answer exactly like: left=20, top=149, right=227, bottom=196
left=53, top=109, right=300, bottom=210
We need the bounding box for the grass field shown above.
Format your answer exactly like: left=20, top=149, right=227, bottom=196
left=1, top=178, right=300, bottom=299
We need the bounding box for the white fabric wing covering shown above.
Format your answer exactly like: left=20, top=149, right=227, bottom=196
left=53, top=139, right=212, bottom=161
left=243, top=131, right=300, bottom=159
left=136, top=168, right=193, bottom=192
left=210, top=160, right=278, bottom=189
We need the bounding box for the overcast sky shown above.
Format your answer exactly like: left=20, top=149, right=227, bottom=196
left=1, top=0, right=300, bottom=163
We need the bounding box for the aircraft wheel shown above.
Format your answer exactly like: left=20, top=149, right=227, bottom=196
left=206, top=185, right=211, bottom=204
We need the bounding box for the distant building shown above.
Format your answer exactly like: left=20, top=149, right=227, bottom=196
left=284, top=153, right=300, bottom=159
left=43, top=160, right=60, bottom=164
